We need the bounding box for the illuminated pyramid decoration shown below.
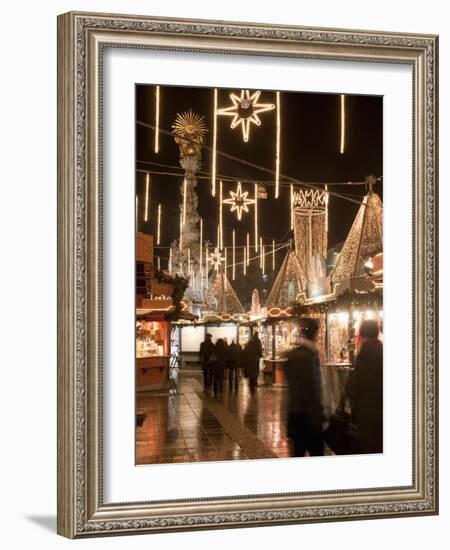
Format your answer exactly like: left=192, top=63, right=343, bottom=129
left=332, top=189, right=383, bottom=284
left=266, top=248, right=307, bottom=307
left=204, top=270, right=245, bottom=315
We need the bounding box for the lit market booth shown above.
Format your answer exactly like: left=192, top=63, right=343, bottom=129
left=261, top=182, right=384, bottom=415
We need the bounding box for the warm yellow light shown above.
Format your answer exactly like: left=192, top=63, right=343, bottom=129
left=246, top=232, right=250, bottom=265
left=157, top=256, right=161, bottom=270
left=169, top=247, right=172, bottom=273
left=217, top=89, right=275, bottom=143
left=232, top=230, right=236, bottom=281
left=325, top=184, right=329, bottom=233
left=272, top=239, right=275, bottom=271
left=219, top=180, right=223, bottom=249
left=340, top=94, right=345, bottom=154
left=212, top=88, right=218, bottom=196
left=136, top=195, right=139, bottom=233
left=223, top=181, right=255, bottom=220
left=244, top=247, right=247, bottom=275
left=262, top=244, right=265, bottom=274
left=260, top=237, right=263, bottom=268
left=154, top=86, right=160, bottom=154
left=183, top=178, right=187, bottom=224
left=290, top=183, right=294, bottom=230
left=254, top=183, right=258, bottom=252
left=199, top=218, right=203, bottom=280
left=157, top=203, right=161, bottom=245
left=144, top=173, right=150, bottom=222
left=217, top=224, right=220, bottom=250
left=275, top=91, right=281, bottom=198
left=225, top=246, right=228, bottom=274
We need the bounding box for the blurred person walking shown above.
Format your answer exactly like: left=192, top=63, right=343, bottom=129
left=226, top=339, right=242, bottom=392
left=285, top=318, right=324, bottom=457
left=199, top=333, right=214, bottom=392
left=243, top=332, right=263, bottom=395
left=346, top=319, right=383, bottom=454
left=211, top=338, right=227, bottom=397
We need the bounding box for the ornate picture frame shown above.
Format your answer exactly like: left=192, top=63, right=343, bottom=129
left=57, top=11, right=438, bottom=538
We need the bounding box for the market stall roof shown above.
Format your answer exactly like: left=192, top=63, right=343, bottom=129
left=204, top=270, right=245, bottom=315
left=331, top=189, right=383, bottom=285
left=266, top=248, right=306, bottom=308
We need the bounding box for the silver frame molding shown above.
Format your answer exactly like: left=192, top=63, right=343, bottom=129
left=57, top=11, right=439, bottom=538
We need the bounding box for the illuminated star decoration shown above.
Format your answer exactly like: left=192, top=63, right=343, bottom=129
left=208, top=249, right=225, bottom=271
left=217, top=90, right=275, bottom=142
left=223, top=182, right=255, bottom=221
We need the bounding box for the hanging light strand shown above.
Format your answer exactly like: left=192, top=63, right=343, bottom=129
left=144, top=173, right=150, bottom=222
left=262, top=244, right=265, bottom=275
left=199, top=218, right=203, bottom=281
left=290, top=183, right=294, bottom=230
left=232, top=230, right=236, bottom=281
left=157, top=203, right=161, bottom=245
left=254, top=183, right=258, bottom=252
left=340, top=94, right=345, bottom=154
left=211, top=88, right=218, bottom=196
left=183, top=178, right=187, bottom=223
left=136, top=196, right=139, bottom=233
left=325, top=184, right=329, bottom=233
left=246, top=232, right=250, bottom=265
left=275, top=91, right=281, bottom=198
left=219, top=179, right=223, bottom=249
left=244, top=247, right=247, bottom=275
left=260, top=237, right=263, bottom=268
left=272, top=239, right=275, bottom=271
left=154, top=85, right=160, bottom=154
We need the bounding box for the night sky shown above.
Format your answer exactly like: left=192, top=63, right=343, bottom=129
left=135, top=84, right=382, bottom=306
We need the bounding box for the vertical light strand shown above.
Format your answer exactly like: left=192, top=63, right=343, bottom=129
left=224, top=247, right=228, bottom=275
left=246, top=232, right=250, bottom=265
left=262, top=245, right=265, bottom=275
left=325, top=184, right=329, bottom=233
left=254, top=183, right=258, bottom=252
left=136, top=196, right=139, bottom=233
left=272, top=239, right=275, bottom=271
left=219, top=179, right=223, bottom=249
left=290, top=183, right=294, bottom=230
left=199, top=218, right=203, bottom=281
left=205, top=245, right=209, bottom=287
left=275, top=91, right=281, bottom=198
left=179, top=211, right=183, bottom=251
left=156, top=203, right=161, bottom=245
left=157, top=257, right=161, bottom=270
left=182, top=178, right=187, bottom=223
left=243, top=247, right=247, bottom=275
left=216, top=224, right=220, bottom=250
left=154, top=85, right=160, bottom=153
left=232, top=230, right=236, bottom=281
left=340, top=94, right=345, bottom=154
left=144, top=173, right=150, bottom=222
left=169, top=247, right=172, bottom=273
left=260, top=237, right=263, bottom=268
left=211, top=88, right=218, bottom=196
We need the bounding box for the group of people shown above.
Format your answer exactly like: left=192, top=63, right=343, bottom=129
left=199, top=332, right=263, bottom=397
left=285, top=317, right=383, bottom=457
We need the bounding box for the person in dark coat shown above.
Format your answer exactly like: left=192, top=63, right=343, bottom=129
left=211, top=338, right=227, bottom=396
left=284, top=318, right=324, bottom=457
left=226, top=339, right=242, bottom=392
left=346, top=319, right=383, bottom=454
left=199, top=333, right=214, bottom=392
left=243, top=332, right=263, bottom=395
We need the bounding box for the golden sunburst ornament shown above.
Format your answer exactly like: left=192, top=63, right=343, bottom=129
left=223, top=182, right=255, bottom=221
left=217, top=90, right=275, bottom=142
left=172, top=110, right=208, bottom=140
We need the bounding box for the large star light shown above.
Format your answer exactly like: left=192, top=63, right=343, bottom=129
left=223, top=182, right=255, bottom=221
left=208, top=249, right=225, bottom=271
left=217, top=90, right=275, bottom=142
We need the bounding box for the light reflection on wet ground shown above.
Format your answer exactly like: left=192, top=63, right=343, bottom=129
left=136, top=371, right=297, bottom=465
